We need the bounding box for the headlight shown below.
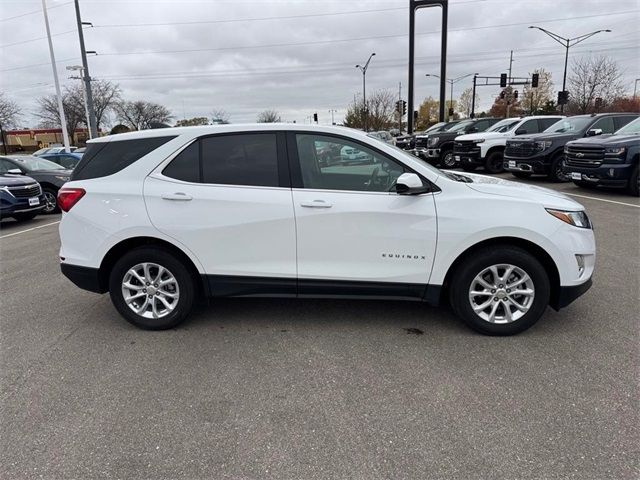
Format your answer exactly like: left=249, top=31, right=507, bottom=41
left=472, top=139, right=485, bottom=144
left=427, top=136, right=439, bottom=147
left=55, top=176, right=70, bottom=182
left=546, top=208, right=592, bottom=229
left=604, top=147, right=626, bottom=157
left=534, top=140, right=553, bottom=151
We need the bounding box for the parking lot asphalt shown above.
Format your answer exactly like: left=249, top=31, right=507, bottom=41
left=1, top=175, right=638, bottom=479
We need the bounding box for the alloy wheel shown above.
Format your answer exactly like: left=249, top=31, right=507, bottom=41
left=468, top=263, right=535, bottom=324
left=121, top=262, right=180, bottom=319
left=442, top=152, right=456, bottom=168
left=43, top=191, right=57, bottom=213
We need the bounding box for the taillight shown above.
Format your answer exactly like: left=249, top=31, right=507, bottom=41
left=57, top=188, right=85, bottom=212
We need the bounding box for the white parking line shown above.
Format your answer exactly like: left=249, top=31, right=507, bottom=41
left=0, top=220, right=61, bottom=239
left=564, top=192, right=640, bottom=208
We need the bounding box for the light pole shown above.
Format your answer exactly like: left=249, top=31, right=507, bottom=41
left=355, top=52, right=375, bottom=131
left=67, top=65, right=92, bottom=140
left=528, top=26, right=611, bottom=113
left=425, top=73, right=477, bottom=120
left=328, top=109, right=337, bottom=125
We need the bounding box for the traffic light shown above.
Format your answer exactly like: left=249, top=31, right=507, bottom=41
left=448, top=108, right=454, bottom=117
left=500, top=90, right=506, bottom=99
left=557, top=90, right=569, bottom=105
left=402, top=100, right=407, bottom=116
left=500, top=73, right=507, bottom=88
left=531, top=73, right=539, bottom=88
left=395, top=100, right=401, bottom=114
left=313, top=112, right=318, bottom=123
left=513, top=90, right=519, bottom=100
left=413, top=110, right=418, bottom=123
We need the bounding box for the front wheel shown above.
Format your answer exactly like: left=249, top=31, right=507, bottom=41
left=449, top=246, right=550, bottom=335
left=629, top=165, right=639, bottom=197
left=549, top=154, right=569, bottom=182
left=109, top=247, right=195, bottom=330
left=42, top=188, right=59, bottom=214
left=440, top=150, right=456, bottom=168
left=484, top=151, right=504, bottom=174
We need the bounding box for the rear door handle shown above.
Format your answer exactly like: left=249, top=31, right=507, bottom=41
left=300, top=200, right=332, bottom=208
left=161, top=192, right=192, bottom=201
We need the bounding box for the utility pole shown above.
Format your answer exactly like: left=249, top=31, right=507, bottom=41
left=634, top=78, right=640, bottom=100
left=328, top=109, right=337, bottom=125
left=67, top=65, right=92, bottom=139
left=0, top=120, right=7, bottom=155
left=74, top=0, right=97, bottom=138
left=355, top=53, right=375, bottom=131
left=470, top=74, right=477, bottom=118
left=398, top=81, right=402, bottom=131
left=42, top=0, right=71, bottom=152
left=506, top=50, right=513, bottom=118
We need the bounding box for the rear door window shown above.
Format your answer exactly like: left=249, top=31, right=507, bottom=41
left=72, top=136, right=176, bottom=181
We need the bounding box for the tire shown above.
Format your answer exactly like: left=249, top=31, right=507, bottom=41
left=12, top=211, right=38, bottom=222
left=629, top=165, right=639, bottom=197
left=108, top=247, right=195, bottom=330
left=511, top=172, right=532, bottom=179
left=484, top=150, right=504, bottom=174
left=461, top=165, right=477, bottom=172
left=548, top=153, right=569, bottom=183
left=572, top=180, right=598, bottom=190
left=42, top=188, right=59, bottom=214
left=448, top=246, right=550, bottom=336
left=440, top=150, right=456, bottom=169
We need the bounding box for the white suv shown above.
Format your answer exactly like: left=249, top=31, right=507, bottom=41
left=58, top=124, right=595, bottom=335
left=453, top=116, right=563, bottom=173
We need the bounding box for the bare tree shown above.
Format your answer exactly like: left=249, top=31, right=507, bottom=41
left=257, top=110, right=281, bottom=123
left=0, top=92, right=21, bottom=129
left=343, top=89, right=397, bottom=131
left=210, top=109, right=230, bottom=124
left=456, top=88, right=479, bottom=118
left=36, top=88, right=84, bottom=141
left=175, top=117, right=210, bottom=127
left=567, top=56, right=625, bottom=114
left=89, top=80, right=122, bottom=131
left=114, top=100, right=173, bottom=130
left=521, top=69, right=553, bottom=114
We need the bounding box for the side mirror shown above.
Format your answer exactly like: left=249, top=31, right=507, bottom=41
left=395, top=173, right=430, bottom=195
left=7, top=168, right=23, bottom=175
left=586, top=128, right=603, bottom=137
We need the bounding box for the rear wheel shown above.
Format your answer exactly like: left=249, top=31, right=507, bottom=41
left=440, top=150, right=456, bottom=168
left=511, top=172, right=532, bottom=179
left=109, top=247, right=195, bottom=330
left=548, top=153, right=569, bottom=182
left=449, top=246, right=550, bottom=335
left=484, top=150, right=504, bottom=174
left=629, top=165, right=639, bottom=197
left=12, top=211, right=38, bottom=222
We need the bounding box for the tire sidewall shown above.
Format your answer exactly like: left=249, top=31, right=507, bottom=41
left=450, top=247, right=550, bottom=335
left=109, top=247, right=195, bottom=330
left=43, top=188, right=59, bottom=214
left=441, top=150, right=455, bottom=168
left=549, top=153, right=569, bottom=182
left=629, top=165, right=639, bottom=197
left=484, top=151, right=504, bottom=173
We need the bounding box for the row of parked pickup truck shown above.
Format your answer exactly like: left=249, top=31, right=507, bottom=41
left=397, top=113, right=640, bottom=196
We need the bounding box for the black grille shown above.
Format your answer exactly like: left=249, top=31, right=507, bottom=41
left=505, top=141, right=536, bottom=158
left=453, top=141, right=479, bottom=153
left=565, top=145, right=605, bottom=167
left=414, top=137, right=428, bottom=148
left=8, top=184, right=41, bottom=198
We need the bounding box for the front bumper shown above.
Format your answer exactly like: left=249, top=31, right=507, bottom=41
left=452, top=149, right=483, bottom=166
left=562, top=162, right=634, bottom=187
left=0, top=193, right=47, bottom=218
left=503, top=153, right=552, bottom=174
left=551, top=278, right=592, bottom=310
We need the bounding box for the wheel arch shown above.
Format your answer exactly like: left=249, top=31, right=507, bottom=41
left=440, top=236, right=561, bottom=309
left=97, top=236, right=208, bottom=297
left=485, top=144, right=505, bottom=157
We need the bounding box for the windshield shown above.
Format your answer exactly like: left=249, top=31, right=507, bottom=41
left=487, top=118, right=520, bottom=133
left=544, top=117, right=593, bottom=133
left=615, top=117, right=640, bottom=135
left=12, top=156, right=65, bottom=171
left=448, top=121, right=475, bottom=133
left=424, top=122, right=445, bottom=133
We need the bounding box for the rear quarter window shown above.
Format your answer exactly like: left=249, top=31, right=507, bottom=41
left=72, top=136, right=176, bottom=181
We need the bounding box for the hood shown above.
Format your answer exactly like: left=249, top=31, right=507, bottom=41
left=569, top=134, right=639, bottom=147
left=0, top=174, right=39, bottom=187
left=456, top=131, right=509, bottom=141
left=459, top=172, right=583, bottom=210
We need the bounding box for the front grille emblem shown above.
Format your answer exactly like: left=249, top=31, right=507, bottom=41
left=576, top=152, right=584, bottom=158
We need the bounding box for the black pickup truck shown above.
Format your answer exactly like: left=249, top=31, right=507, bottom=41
left=413, top=118, right=500, bottom=167
left=503, top=113, right=638, bottom=182
left=563, top=117, right=640, bottom=196
left=395, top=120, right=460, bottom=151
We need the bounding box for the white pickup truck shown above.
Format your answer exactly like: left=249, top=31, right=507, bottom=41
left=453, top=115, right=564, bottom=173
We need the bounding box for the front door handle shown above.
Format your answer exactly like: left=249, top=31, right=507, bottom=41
left=161, top=192, right=192, bottom=201
left=300, top=199, right=332, bottom=208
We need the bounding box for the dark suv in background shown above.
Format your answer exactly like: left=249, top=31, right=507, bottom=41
left=563, top=117, right=640, bottom=196
left=414, top=117, right=501, bottom=167
left=395, top=120, right=460, bottom=151
left=0, top=174, right=46, bottom=222
left=504, top=113, right=638, bottom=182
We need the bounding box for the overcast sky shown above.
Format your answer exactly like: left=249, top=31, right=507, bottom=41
left=1, top=0, right=638, bottom=128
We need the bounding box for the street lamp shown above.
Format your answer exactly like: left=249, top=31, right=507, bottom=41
left=425, top=73, right=477, bottom=120
left=355, top=52, right=375, bottom=131
left=528, top=26, right=611, bottom=113
left=66, top=65, right=92, bottom=139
